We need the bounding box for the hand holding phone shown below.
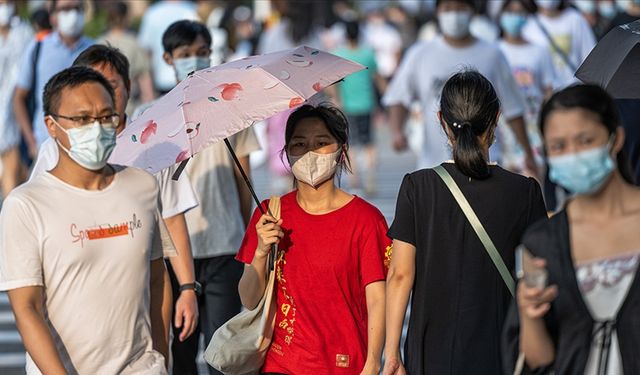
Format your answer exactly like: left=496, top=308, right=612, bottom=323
left=516, top=245, right=548, bottom=289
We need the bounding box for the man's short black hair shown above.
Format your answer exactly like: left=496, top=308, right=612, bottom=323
left=345, top=21, right=359, bottom=42
left=435, top=0, right=476, bottom=10
left=43, top=66, right=115, bottom=116
left=73, top=44, right=131, bottom=88
left=162, top=20, right=212, bottom=54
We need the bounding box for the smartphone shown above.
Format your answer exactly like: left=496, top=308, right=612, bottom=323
left=516, top=245, right=548, bottom=289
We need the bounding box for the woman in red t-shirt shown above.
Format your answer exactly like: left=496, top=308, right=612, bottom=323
left=236, top=104, right=391, bottom=375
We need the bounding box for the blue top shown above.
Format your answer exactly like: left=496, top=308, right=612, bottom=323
left=16, top=32, right=93, bottom=147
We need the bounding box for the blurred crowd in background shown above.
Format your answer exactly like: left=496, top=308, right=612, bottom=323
left=0, top=0, right=639, bottom=201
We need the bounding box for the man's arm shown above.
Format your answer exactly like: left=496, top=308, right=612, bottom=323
left=150, top=258, right=171, bottom=366
left=388, top=104, right=409, bottom=152
left=164, top=213, right=198, bottom=342
left=13, top=87, right=38, bottom=158
left=506, top=116, right=539, bottom=178
left=8, top=286, right=67, bottom=374
left=233, top=155, right=253, bottom=226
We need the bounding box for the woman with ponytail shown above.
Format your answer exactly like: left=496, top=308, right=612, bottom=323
left=383, top=70, right=547, bottom=375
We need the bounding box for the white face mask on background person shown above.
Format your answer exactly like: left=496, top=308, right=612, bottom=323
left=288, top=149, right=342, bottom=188
left=438, top=10, right=473, bottom=39
left=57, top=9, right=85, bottom=37
left=174, top=56, right=211, bottom=82
left=0, top=3, right=14, bottom=27
left=52, top=118, right=117, bottom=170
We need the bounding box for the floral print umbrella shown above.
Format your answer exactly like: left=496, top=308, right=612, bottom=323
left=109, top=46, right=365, bottom=174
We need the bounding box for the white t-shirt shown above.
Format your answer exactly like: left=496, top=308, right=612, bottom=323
left=522, top=8, right=596, bottom=88
left=30, top=138, right=199, bottom=219
left=0, top=167, right=175, bottom=374
left=137, top=1, right=198, bottom=92
left=383, top=36, right=526, bottom=169
left=184, top=128, right=260, bottom=258
left=362, top=21, right=402, bottom=78
left=498, top=41, right=556, bottom=119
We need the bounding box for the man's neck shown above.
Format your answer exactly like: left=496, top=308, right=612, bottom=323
left=50, top=152, right=114, bottom=191
left=540, top=9, right=561, bottom=18
left=503, top=35, right=526, bottom=45
left=443, top=34, right=475, bottom=48
left=58, top=32, right=82, bottom=48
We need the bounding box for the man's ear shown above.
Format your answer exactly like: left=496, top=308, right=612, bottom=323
left=163, top=52, right=174, bottom=66
left=45, top=115, right=57, bottom=139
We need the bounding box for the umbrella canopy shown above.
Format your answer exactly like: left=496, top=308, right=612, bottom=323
left=109, top=46, right=365, bottom=174
left=575, top=20, right=640, bottom=99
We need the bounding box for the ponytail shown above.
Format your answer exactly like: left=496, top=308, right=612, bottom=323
left=452, top=122, right=490, bottom=179
left=439, top=70, right=500, bottom=180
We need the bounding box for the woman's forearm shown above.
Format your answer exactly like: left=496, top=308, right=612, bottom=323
left=384, top=266, right=413, bottom=358
left=238, top=252, right=268, bottom=309
left=364, top=281, right=385, bottom=370
left=520, top=316, right=555, bottom=368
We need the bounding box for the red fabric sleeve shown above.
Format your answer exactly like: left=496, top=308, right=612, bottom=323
left=359, top=209, right=392, bottom=288
left=235, top=200, right=269, bottom=264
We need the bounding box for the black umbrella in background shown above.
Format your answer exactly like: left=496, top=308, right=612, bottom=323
left=576, top=20, right=640, bottom=99
left=576, top=20, right=640, bottom=184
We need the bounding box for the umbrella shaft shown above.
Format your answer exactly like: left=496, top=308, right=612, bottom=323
left=223, top=138, right=266, bottom=216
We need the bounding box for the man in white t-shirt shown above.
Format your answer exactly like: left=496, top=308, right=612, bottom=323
left=29, top=45, right=202, bottom=344
left=384, top=0, right=537, bottom=174
left=0, top=66, right=175, bottom=374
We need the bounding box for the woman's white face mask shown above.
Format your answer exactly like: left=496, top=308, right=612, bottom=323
left=288, top=149, right=342, bottom=188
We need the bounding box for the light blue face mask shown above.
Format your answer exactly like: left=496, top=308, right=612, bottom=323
left=548, top=139, right=616, bottom=195
left=174, top=56, right=211, bottom=82
left=500, top=12, right=528, bottom=37
left=53, top=118, right=117, bottom=170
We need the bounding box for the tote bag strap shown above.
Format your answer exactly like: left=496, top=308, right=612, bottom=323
left=433, top=165, right=516, bottom=297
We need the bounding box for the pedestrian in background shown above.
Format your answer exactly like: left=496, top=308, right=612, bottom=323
left=0, top=0, right=33, bottom=198
left=137, top=0, right=198, bottom=95
left=334, top=20, right=386, bottom=196
left=384, top=70, right=546, bottom=375
left=99, top=1, right=154, bottom=115
left=237, top=104, right=389, bottom=375
left=13, top=0, right=93, bottom=157
left=504, top=84, right=640, bottom=374
left=384, top=0, right=537, bottom=176
left=498, top=0, right=555, bottom=174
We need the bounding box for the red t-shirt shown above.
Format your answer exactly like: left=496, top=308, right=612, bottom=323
left=236, top=191, right=391, bottom=374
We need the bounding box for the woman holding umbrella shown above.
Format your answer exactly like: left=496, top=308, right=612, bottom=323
left=236, top=104, right=390, bottom=374
left=503, top=84, right=640, bottom=374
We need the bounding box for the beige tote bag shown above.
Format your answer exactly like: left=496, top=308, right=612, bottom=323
left=204, top=197, right=280, bottom=375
